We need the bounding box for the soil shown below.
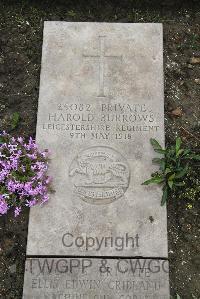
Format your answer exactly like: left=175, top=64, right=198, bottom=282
left=0, top=1, right=199, bottom=299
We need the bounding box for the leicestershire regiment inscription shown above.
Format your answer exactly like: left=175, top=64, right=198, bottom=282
left=23, top=22, right=169, bottom=298
left=42, top=102, right=160, bottom=140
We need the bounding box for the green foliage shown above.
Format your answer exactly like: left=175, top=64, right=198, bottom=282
left=170, top=293, right=198, bottom=299
left=67, top=10, right=77, bottom=17
left=176, top=166, right=200, bottom=204
left=11, top=112, right=20, bottom=129
left=170, top=294, right=182, bottom=299
left=177, top=33, right=200, bottom=51
left=142, top=137, right=200, bottom=206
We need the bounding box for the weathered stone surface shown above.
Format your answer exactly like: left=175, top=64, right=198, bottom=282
left=23, top=258, right=170, bottom=299
left=26, top=22, right=167, bottom=257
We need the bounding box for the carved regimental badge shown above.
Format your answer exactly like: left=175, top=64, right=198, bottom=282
left=69, top=146, right=130, bottom=204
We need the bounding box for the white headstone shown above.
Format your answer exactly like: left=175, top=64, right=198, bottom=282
left=23, top=258, right=169, bottom=299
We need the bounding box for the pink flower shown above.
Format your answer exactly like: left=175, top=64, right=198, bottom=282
left=26, top=200, right=37, bottom=207
left=0, top=195, right=9, bottom=215
left=17, top=137, right=24, bottom=144
left=41, top=195, right=49, bottom=204
left=14, top=207, right=21, bottom=217
left=0, top=132, right=52, bottom=217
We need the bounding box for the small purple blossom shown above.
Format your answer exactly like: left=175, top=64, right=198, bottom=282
left=0, top=133, right=51, bottom=217
left=0, top=195, right=9, bottom=215
left=14, top=207, right=22, bottom=217
left=17, top=137, right=24, bottom=144
left=25, top=199, right=37, bottom=207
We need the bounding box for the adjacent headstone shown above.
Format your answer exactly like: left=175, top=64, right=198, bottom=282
left=23, top=258, right=169, bottom=299
left=23, top=22, right=169, bottom=298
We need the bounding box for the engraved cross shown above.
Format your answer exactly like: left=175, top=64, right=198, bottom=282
left=83, top=36, right=122, bottom=97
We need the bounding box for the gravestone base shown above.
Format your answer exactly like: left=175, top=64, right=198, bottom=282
left=23, top=258, right=169, bottom=299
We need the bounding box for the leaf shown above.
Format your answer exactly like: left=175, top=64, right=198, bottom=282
left=152, top=158, right=166, bottom=170
left=152, top=158, right=163, bottom=164
left=175, top=166, right=188, bottom=179
left=154, top=148, right=166, bottom=154
left=187, top=154, right=200, bottom=161
left=176, top=137, right=182, bottom=155
left=176, top=149, right=184, bottom=157
left=193, top=155, right=200, bottom=161
left=168, top=156, right=176, bottom=163
left=161, top=185, right=168, bottom=206
left=168, top=173, right=175, bottom=181
left=184, top=151, right=200, bottom=161
left=165, top=168, right=172, bottom=175
left=168, top=180, right=174, bottom=189
left=67, top=10, right=76, bottom=17
left=167, top=146, right=176, bottom=155
left=174, top=182, right=185, bottom=187
left=168, top=173, right=175, bottom=189
left=176, top=295, right=181, bottom=299
left=160, top=160, right=166, bottom=171
left=150, top=138, right=163, bottom=151
left=183, top=149, right=191, bottom=156
left=142, top=176, right=164, bottom=185
left=11, top=112, right=20, bottom=129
